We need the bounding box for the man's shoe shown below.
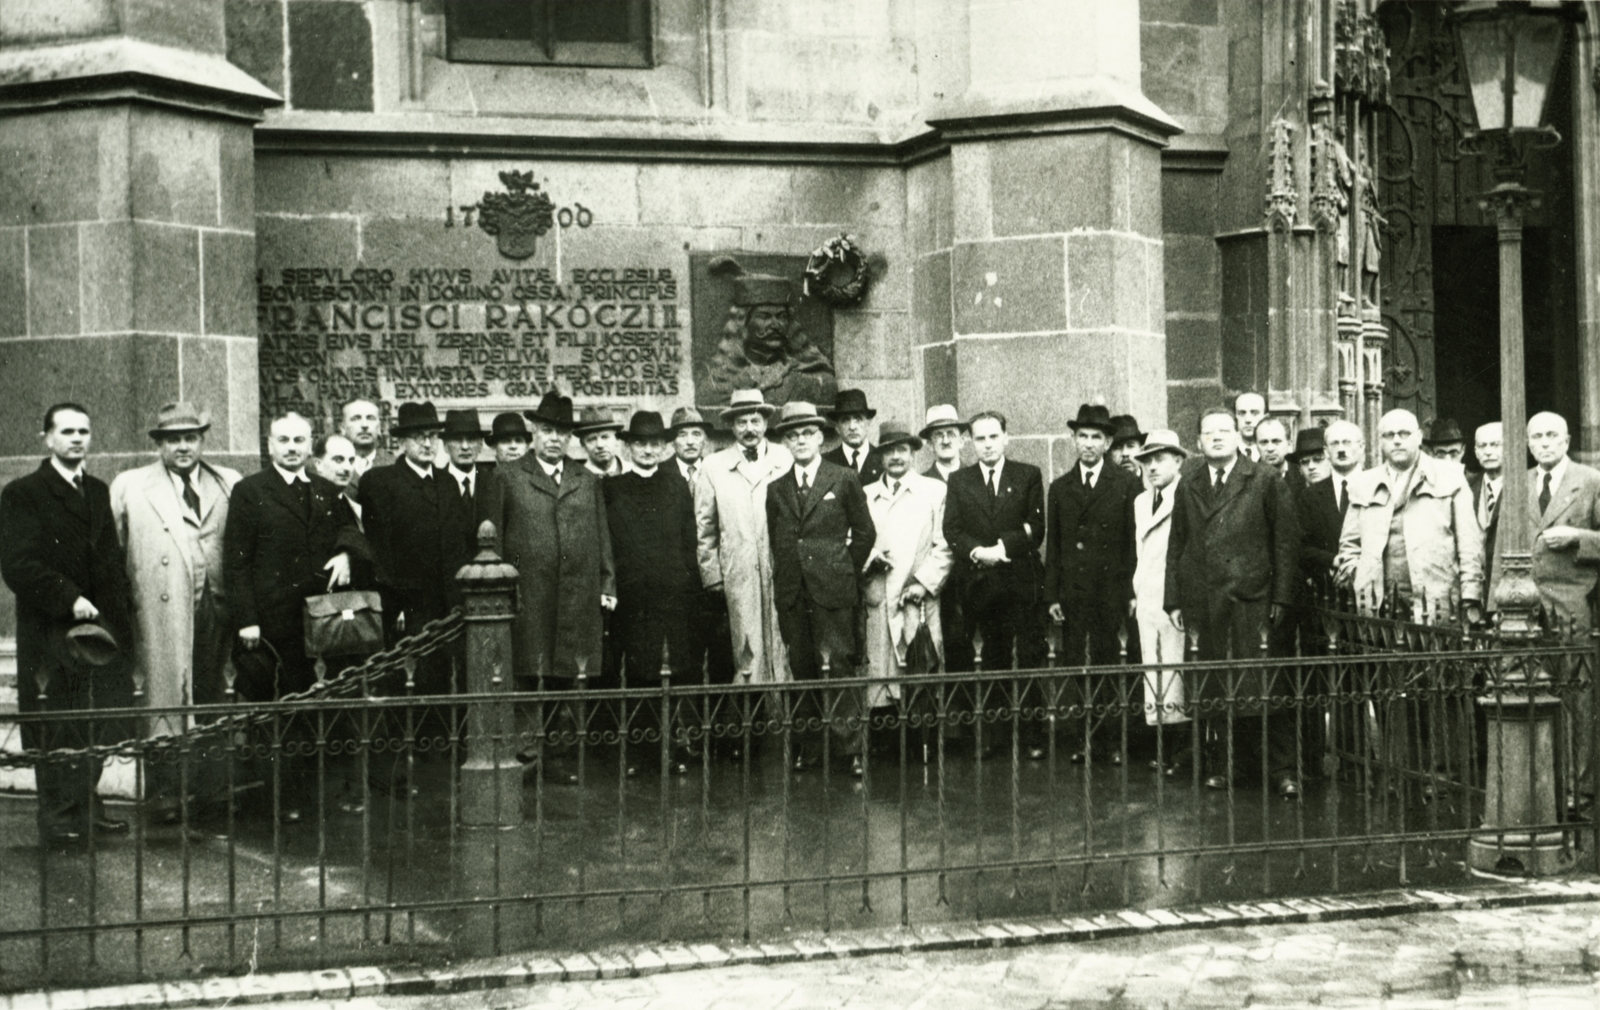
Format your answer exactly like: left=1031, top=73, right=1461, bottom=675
left=1275, top=776, right=1301, bottom=800
left=92, top=816, right=130, bottom=834
left=1204, top=775, right=1230, bottom=791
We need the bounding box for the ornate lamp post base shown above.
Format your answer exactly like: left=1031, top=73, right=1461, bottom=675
left=1468, top=689, right=1572, bottom=877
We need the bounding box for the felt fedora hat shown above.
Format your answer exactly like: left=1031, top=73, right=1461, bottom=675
left=1424, top=417, right=1465, bottom=446
left=573, top=406, right=624, bottom=437
left=1067, top=403, right=1116, bottom=434
left=1287, top=425, right=1328, bottom=461
left=391, top=401, right=444, bottom=436
left=719, top=388, right=777, bottom=423
left=668, top=406, right=710, bottom=434
left=439, top=409, right=486, bottom=438
left=918, top=404, right=968, bottom=439
left=147, top=401, right=211, bottom=439
left=619, top=411, right=670, bottom=443
left=64, top=620, right=120, bottom=667
left=523, top=391, right=576, bottom=430
left=1109, top=414, right=1146, bottom=446
left=875, top=418, right=921, bottom=453
left=1132, top=429, right=1190, bottom=461
left=767, top=401, right=835, bottom=439
left=825, top=388, right=876, bottom=420
left=486, top=412, right=532, bottom=444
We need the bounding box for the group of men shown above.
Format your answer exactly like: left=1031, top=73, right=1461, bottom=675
left=7, top=382, right=1600, bottom=840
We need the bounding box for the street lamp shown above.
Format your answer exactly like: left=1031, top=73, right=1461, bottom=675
left=1449, top=0, right=1584, bottom=877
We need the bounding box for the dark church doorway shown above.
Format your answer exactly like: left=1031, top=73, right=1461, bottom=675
left=1431, top=224, right=1579, bottom=468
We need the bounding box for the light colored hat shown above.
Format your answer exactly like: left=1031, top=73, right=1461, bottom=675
left=768, top=401, right=835, bottom=438
left=1132, top=429, right=1189, bottom=461
left=719, top=389, right=777, bottom=422
left=148, top=401, right=211, bottom=439
left=918, top=404, right=968, bottom=440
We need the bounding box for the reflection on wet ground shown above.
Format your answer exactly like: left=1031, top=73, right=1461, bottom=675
left=0, top=723, right=1577, bottom=990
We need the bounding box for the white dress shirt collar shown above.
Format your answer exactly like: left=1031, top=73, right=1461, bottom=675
left=50, top=457, right=85, bottom=485
left=537, top=456, right=564, bottom=479
left=273, top=462, right=310, bottom=484
left=403, top=455, right=434, bottom=481
left=1080, top=459, right=1103, bottom=487
left=795, top=456, right=822, bottom=487
left=980, top=458, right=1005, bottom=484
left=447, top=463, right=475, bottom=490
left=1207, top=455, right=1237, bottom=484
left=1538, top=456, right=1570, bottom=496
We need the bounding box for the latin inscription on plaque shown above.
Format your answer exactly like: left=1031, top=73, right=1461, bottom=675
left=256, top=265, right=682, bottom=425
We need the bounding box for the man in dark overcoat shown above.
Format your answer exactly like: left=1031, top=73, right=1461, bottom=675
left=358, top=402, right=474, bottom=691
left=477, top=391, right=617, bottom=683
left=1, top=403, right=134, bottom=842
left=766, top=402, right=876, bottom=773
left=223, top=411, right=363, bottom=820
left=1045, top=403, right=1141, bottom=762
left=823, top=388, right=885, bottom=488
left=1164, top=407, right=1301, bottom=795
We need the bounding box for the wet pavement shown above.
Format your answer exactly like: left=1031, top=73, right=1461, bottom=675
left=0, top=710, right=1590, bottom=992
left=251, top=897, right=1600, bottom=1010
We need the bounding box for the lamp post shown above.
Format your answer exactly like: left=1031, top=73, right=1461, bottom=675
left=1450, top=0, right=1584, bottom=876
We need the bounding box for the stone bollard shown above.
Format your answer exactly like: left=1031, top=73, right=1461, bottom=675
left=456, top=520, right=522, bottom=826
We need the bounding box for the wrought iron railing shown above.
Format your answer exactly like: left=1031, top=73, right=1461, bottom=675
left=0, top=604, right=1594, bottom=992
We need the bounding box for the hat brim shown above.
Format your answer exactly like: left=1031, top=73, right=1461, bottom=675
left=878, top=433, right=922, bottom=452
left=619, top=429, right=671, bottom=443
left=824, top=407, right=877, bottom=421
left=149, top=423, right=211, bottom=439
left=574, top=423, right=624, bottom=438
left=391, top=423, right=445, bottom=437
left=1068, top=420, right=1117, bottom=434
left=1133, top=442, right=1189, bottom=461
left=668, top=420, right=712, bottom=435
left=720, top=403, right=777, bottom=422
left=918, top=420, right=969, bottom=439
left=768, top=417, right=835, bottom=439
left=440, top=427, right=488, bottom=439
left=485, top=431, right=531, bottom=444
left=522, top=411, right=575, bottom=431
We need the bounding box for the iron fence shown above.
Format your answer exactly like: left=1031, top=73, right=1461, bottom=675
left=0, top=605, right=1595, bottom=991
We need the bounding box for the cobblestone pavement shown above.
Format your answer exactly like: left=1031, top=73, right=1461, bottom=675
left=246, top=900, right=1600, bottom=1010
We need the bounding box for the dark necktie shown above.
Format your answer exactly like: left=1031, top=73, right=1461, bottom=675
left=1211, top=466, right=1225, bottom=502
left=986, top=468, right=997, bottom=498
left=72, top=472, right=84, bottom=497
left=1083, top=466, right=1095, bottom=490
left=460, top=474, right=473, bottom=501
left=551, top=465, right=561, bottom=486
left=294, top=476, right=312, bottom=520
left=1540, top=472, right=1553, bottom=515
left=1152, top=488, right=1163, bottom=514
left=743, top=446, right=758, bottom=463
left=181, top=470, right=200, bottom=517
left=686, top=463, right=697, bottom=482
left=1336, top=477, right=1346, bottom=515
left=798, top=470, right=810, bottom=496
left=891, top=479, right=901, bottom=497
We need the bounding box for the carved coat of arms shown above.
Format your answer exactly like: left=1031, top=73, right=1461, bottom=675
left=478, top=170, right=554, bottom=260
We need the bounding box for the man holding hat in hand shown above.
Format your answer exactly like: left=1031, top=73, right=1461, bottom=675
left=2, top=403, right=135, bottom=842
left=111, top=402, right=242, bottom=823
left=766, top=401, right=876, bottom=772
left=824, top=389, right=885, bottom=487
left=695, top=389, right=793, bottom=686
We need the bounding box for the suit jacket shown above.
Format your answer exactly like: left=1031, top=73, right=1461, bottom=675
left=222, top=467, right=365, bottom=644
left=1164, top=453, right=1299, bottom=615
left=478, top=457, right=616, bottom=680
left=605, top=467, right=699, bottom=600
left=1469, top=471, right=1502, bottom=600
left=1044, top=462, right=1139, bottom=608
left=942, top=459, right=1046, bottom=607
left=1, top=461, right=134, bottom=734
left=1334, top=455, right=1484, bottom=613
left=1295, top=476, right=1345, bottom=599
left=766, top=459, right=875, bottom=612
left=110, top=459, right=241, bottom=714
left=825, top=443, right=885, bottom=489
left=1528, top=460, right=1600, bottom=630
left=347, top=448, right=393, bottom=494
left=358, top=458, right=474, bottom=602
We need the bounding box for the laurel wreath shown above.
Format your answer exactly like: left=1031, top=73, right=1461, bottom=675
left=803, top=233, right=871, bottom=306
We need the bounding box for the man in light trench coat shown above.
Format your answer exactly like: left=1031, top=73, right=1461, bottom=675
left=111, top=402, right=241, bottom=823
left=695, top=389, right=792, bottom=684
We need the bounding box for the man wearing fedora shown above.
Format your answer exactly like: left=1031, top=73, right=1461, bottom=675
left=702, top=261, right=838, bottom=408
left=224, top=411, right=363, bottom=821
left=575, top=407, right=630, bottom=478
left=1045, top=403, right=1142, bottom=762
left=487, top=412, right=532, bottom=466
left=110, top=402, right=242, bottom=824
left=765, top=402, right=876, bottom=772
left=359, top=403, right=475, bottom=689
left=1424, top=418, right=1466, bottom=464
left=860, top=420, right=950, bottom=722
left=479, top=391, right=617, bottom=685
left=823, top=389, right=885, bottom=488
left=1291, top=426, right=1342, bottom=608
left=919, top=404, right=974, bottom=682
left=1131, top=430, right=1192, bottom=772
left=1107, top=414, right=1147, bottom=480
left=695, top=389, right=793, bottom=686
left=441, top=409, right=487, bottom=502
left=2, top=402, right=135, bottom=842
left=668, top=406, right=737, bottom=725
